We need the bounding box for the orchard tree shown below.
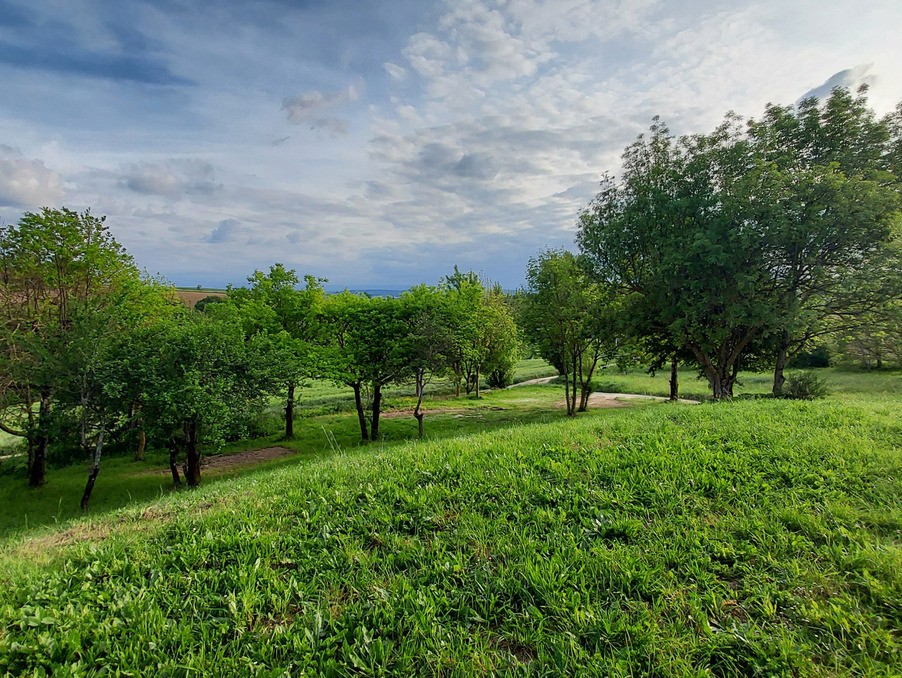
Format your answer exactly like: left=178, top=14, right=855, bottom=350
left=54, top=278, right=175, bottom=509
left=228, top=264, right=326, bottom=439
left=0, top=207, right=140, bottom=486
left=521, top=249, right=618, bottom=415
left=321, top=293, right=407, bottom=441
left=578, top=91, right=902, bottom=398
left=398, top=285, right=453, bottom=437
left=746, top=87, right=902, bottom=394
left=440, top=268, right=518, bottom=397
left=135, top=305, right=265, bottom=487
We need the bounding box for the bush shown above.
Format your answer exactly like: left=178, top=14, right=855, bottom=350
left=486, top=367, right=514, bottom=389
left=789, top=346, right=831, bottom=368
left=782, top=371, right=829, bottom=400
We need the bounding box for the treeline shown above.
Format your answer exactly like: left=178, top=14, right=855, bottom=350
left=0, top=213, right=518, bottom=505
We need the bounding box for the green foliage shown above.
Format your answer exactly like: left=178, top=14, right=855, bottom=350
left=578, top=88, right=902, bottom=398
left=520, top=249, right=620, bottom=414
left=782, top=372, right=830, bottom=400
left=1, top=396, right=899, bottom=674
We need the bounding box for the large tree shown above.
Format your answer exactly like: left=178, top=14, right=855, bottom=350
left=578, top=90, right=901, bottom=398
left=746, top=87, right=902, bottom=393
left=0, top=208, right=140, bottom=486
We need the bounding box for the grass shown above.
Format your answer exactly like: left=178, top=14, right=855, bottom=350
left=0, top=382, right=572, bottom=541
left=0, top=365, right=899, bottom=674
left=1, top=394, right=900, bottom=674
left=592, top=365, right=902, bottom=401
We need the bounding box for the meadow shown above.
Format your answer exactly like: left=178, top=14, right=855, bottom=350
left=0, top=365, right=899, bottom=675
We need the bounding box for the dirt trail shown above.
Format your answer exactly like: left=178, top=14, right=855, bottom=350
left=201, top=446, right=295, bottom=471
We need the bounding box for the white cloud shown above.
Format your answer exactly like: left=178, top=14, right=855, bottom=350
left=0, top=146, right=65, bottom=208
left=384, top=62, right=407, bottom=81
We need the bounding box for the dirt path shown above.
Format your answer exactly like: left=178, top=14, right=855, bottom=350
left=201, top=446, right=295, bottom=471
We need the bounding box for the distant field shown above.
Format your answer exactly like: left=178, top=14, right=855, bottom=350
left=174, top=288, right=227, bottom=307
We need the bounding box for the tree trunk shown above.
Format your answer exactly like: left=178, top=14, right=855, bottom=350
left=28, top=388, right=52, bottom=488
left=26, top=437, right=35, bottom=480
left=370, top=383, right=383, bottom=440
left=475, top=366, right=481, bottom=398
left=80, top=430, right=105, bottom=511
left=135, top=427, right=146, bottom=461
left=167, top=438, right=182, bottom=486
left=669, top=359, right=679, bottom=401
left=562, top=359, right=571, bottom=416
left=184, top=420, right=201, bottom=487
left=708, top=366, right=737, bottom=399
left=413, top=370, right=426, bottom=439
left=352, top=382, right=368, bottom=441
left=772, top=332, right=790, bottom=397
left=284, top=382, right=295, bottom=440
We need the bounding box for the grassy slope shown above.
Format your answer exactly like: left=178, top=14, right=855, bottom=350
left=1, top=393, right=900, bottom=675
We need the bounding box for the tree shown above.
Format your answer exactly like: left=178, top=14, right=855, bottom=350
left=520, top=250, right=617, bottom=415
left=228, top=264, right=325, bottom=439
left=746, top=86, right=902, bottom=394
left=578, top=92, right=901, bottom=398
left=134, top=305, right=265, bottom=487
left=0, top=207, right=140, bottom=486
left=320, top=293, right=407, bottom=441
left=398, top=285, right=453, bottom=438
left=440, top=268, right=518, bottom=397
left=54, top=278, right=174, bottom=509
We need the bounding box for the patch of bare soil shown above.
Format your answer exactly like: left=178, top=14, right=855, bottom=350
left=202, top=446, right=295, bottom=471
left=556, top=394, right=629, bottom=409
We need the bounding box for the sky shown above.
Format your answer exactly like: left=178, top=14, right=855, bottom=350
left=1, top=0, right=901, bottom=290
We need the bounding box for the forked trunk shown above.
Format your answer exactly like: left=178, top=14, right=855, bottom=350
left=669, top=359, right=679, bottom=401
left=284, top=382, right=296, bottom=440
left=352, top=382, right=368, bottom=441
left=80, top=430, right=105, bottom=511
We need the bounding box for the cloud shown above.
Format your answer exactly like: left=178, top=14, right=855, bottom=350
left=121, top=159, right=220, bottom=199
left=281, top=86, right=358, bottom=135
left=0, top=146, right=65, bottom=208
left=384, top=62, right=407, bottom=81
left=800, top=65, right=876, bottom=103
left=206, top=218, right=244, bottom=244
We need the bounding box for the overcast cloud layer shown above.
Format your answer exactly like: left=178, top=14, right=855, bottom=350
left=1, top=0, right=901, bottom=289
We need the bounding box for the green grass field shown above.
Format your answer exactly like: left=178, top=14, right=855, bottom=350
left=0, top=365, right=899, bottom=674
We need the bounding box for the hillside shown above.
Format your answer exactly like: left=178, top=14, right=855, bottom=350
left=1, top=395, right=900, bottom=675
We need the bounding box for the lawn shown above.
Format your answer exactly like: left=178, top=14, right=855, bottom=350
left=0, top=367, right=900, bottom=674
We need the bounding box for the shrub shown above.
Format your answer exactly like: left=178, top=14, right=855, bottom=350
left=486, top=367, right=514, bottom=389
left=783, top=371, right=829, bottom=400
left=789, top=346, right=831, bottom=368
